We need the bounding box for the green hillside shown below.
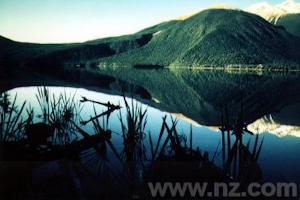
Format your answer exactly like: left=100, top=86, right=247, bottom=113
left=275, top=13, right=300, bottom=37
left=93, top=67, right=300, bottom=126
left=97, top=9, right=300, bottom=67
left=0, top=35, right=80, bottom=66
left=0, top=19, right=178, bottom=69
left=1, top=9, right=300, bottom=71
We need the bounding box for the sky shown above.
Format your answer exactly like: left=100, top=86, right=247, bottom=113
left=0, top=0, right=299, bottom=43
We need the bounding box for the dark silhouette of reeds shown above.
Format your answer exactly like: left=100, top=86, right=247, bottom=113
left=35, top=87, right=83, bottom=146
left=0, top=87, right=266, bottom=199
left=0, top=92, right=30, bottom=142
left=219, top=102, right=264, bottom=182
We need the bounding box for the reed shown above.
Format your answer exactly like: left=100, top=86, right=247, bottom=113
left=0, top=88, right=267, bottom=199
left=35, top=87, right=83, bottom=146
left=220, top=104, right=264, bottom=181
left=0, top=92, right=28, bottom=142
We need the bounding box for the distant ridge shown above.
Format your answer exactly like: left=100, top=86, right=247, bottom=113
left=245, top=0, right=300, bottom=37
left=0, top=35, right=16, bottom=48
left=1, top=7, right=300, bottom=70
left=97, top=9, right=300, bottom=67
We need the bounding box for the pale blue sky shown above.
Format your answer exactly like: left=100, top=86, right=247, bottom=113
left=0, top=0, right=298, bottom=43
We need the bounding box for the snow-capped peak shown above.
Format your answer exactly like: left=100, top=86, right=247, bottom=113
left=248, top=115, right=300, bottom=138
left=245, top=2, right=288, bottom=14
left=244, top=0, right=300, bottom=23
left=245, top=2, right=286, bottom=22
left=174, top=0, right=300, bottom=22
left=275, top=0, right=300, bottom=13
left=245, top=0, right=300, bottom=15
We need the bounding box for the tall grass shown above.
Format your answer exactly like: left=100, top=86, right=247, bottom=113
left=0, top=92, right=31, bottom=142
left=35, top=87, right=83, bottom=146
left=220, top=104, right=264, bottom=181
left=0, top=87, right=266, bottom=199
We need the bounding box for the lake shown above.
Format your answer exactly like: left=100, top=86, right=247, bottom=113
left=1, top=68, right=300, bottom=198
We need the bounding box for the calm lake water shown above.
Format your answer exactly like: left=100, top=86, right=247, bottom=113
left=1, top=68, right=300, bottom=198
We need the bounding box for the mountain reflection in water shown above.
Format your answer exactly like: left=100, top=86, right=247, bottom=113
left=93, top=68, right=300, bottom=127
left=1, top=68, right=300, bottom=198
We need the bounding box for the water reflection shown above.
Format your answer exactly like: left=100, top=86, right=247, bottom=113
left=94, top=67, right=300, bottom=127
left=0, top=86, right=274, bottom=199
left=0, top=68, right=300, bottom=198
left=1, top=85, right=300, bottom=199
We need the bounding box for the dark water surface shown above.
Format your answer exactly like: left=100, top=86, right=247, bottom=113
left=1, top=68, right=300, bottom=198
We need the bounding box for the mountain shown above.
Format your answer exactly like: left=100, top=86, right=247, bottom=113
left=0, top=35, right=83, bottom=68
left=248, top=115, right=300, bottom=138
left=247, top=93, right=300, bottom=138
left=1, top=8, right=300, bottom=74
left=96, top=9, right=300, bottom=67
left=245, top=0, right=300, bottom=37
left=0, top=36, right=15, bottom=48
left=272, top=13, right=300, bottom=37
left=276, top=0, right=300, bottom=13
left=245, top=0, right=300, bottom=20
left=245, top=2, right=286, bottom=22
left=90, top=65, right=300, bottom=127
